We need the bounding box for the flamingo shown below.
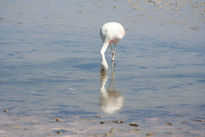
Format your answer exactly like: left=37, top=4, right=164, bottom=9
left=100, top=22, right=125, bottom=73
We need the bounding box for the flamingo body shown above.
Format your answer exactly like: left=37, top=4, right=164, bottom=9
left=100, top=22, right=125, bottom=44
left=100, top=22, right=125, bottom=72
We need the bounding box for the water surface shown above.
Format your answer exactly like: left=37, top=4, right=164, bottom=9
left=0, top=0, right=205, bottom=136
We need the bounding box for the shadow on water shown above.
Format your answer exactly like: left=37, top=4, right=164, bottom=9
left=99, top=65, right=124, bottom=114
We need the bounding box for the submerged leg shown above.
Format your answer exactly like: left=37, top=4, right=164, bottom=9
left=109, top=59, right=116, bottom=90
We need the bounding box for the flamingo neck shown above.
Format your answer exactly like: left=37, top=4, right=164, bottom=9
left=100, top=41, right=109, bottom=71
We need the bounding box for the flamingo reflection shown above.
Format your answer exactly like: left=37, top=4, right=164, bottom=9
left=99, top=66, right=124, bottom=114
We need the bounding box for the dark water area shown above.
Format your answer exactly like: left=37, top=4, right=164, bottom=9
left=0, top=0, right=205, bottom=136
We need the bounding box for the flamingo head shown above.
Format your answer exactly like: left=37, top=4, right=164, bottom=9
left=101, top=61, right=108, bottom=74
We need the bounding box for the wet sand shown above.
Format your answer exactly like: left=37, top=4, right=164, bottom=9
left=1, top=109, right=205, bottom=137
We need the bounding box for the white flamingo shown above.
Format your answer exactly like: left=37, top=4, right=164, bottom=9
left=100, top=22, right=125, bottom=73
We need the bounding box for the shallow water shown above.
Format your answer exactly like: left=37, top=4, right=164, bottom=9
left=0, top=0, right=205, bottom=136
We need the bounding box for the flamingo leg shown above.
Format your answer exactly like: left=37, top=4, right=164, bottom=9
left=109, top=44, right=113, bottom=52
left=112, top=44, right=117, bottom=67
left=109, top=44, right=114, bottom=62
left=110, top=44, right=117, bottom=68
